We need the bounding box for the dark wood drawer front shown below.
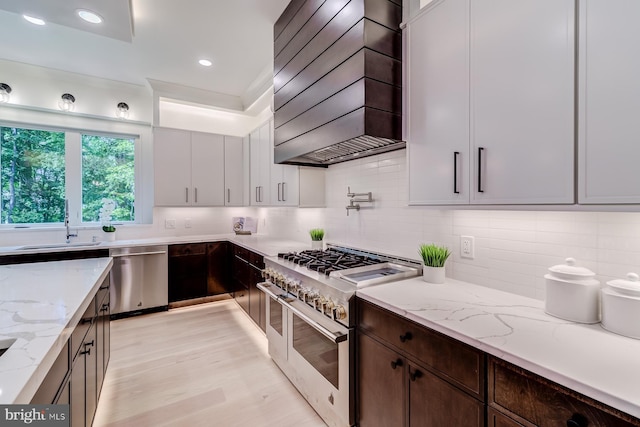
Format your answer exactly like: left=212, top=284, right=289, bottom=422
left=71, top=298, right=95, bottom=360
left=358, top=298, right=484, bottom=398
left=169, top=243, right=206, bottom=257
left=248, top=251, right=264, bottom=269
left=487, top=408, right=527, bottom=427
left=489, top=357, right=640, bottom=427
left=233, top=244, right=249, bottom=260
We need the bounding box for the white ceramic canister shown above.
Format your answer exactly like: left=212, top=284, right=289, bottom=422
left=544, top=258, right=600, bottom=323
left=601, top=272, right=640, bottom=339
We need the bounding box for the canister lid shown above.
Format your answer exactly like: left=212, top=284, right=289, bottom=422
left=547, top=258, right=596, bottom=280
left=606, top=272, right=640, bottom=297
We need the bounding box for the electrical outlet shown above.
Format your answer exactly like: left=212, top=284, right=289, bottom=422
left=185, top=218, right=192, bottom=228
left=461, top=235, right=475, bottom=259
left=165, top=219, right=176, bottom=229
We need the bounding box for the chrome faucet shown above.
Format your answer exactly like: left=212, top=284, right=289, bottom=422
left=346, top=187, right=373, bottom=216
left=64, top=199, right=77, bottom=243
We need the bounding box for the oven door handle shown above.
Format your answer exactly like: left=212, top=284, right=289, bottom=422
left=257, top=282, right=348, bottom=344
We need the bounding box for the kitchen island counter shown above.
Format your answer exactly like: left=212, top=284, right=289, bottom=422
left=0, top=257, right=113, bottom=404
left=357, top=277, right=640, bottom=420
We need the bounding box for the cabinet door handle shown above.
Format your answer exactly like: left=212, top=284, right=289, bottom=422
left=259, top=186, right=263, bottom=203
left=399, top=332, right=412, bottom=343
left=185, top=187, right=189, bottom=203
left=567, top=414, right=588, bottom=427
left=80, top=348, right=91, bottom=356
left=84, top=340, right=95, bottom=348
left=255, top=187, right=259, bottom=203
left=227, top=188, right=231, bottom=203
left=278, top=183, right=282, bottom=201
left=390, top=359, right=403, bottom=370
left=454, top=151, right=460, bottom=194
left=282, top=182, right=286, bottom=202
left=477, top=147, right=485, bottom=193
left=194, top=187, right=198, bottom=203
left=409, top=369, right=422, bottom=382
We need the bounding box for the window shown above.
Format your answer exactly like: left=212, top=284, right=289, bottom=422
left=0, top=126, right=66, bottom=224
left=82, top=134, right=135, bottom=222
left=0, top=125, right=137, bottom=226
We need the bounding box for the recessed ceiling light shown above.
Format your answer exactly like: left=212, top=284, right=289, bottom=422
left=198, top=59, right=212, bottom=67
left=23, top=15, right=45, bottom=26
left=77, top=9, right=103, bottom=24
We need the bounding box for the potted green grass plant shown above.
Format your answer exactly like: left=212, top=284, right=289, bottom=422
left=309, top=228, right=325, bottom=250
left=418, top=243, right=451, bottom=284
left=100, top=199, right=117, bottom=242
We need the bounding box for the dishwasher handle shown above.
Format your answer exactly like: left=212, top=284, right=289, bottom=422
left=111, top=250, right=167, bottom=258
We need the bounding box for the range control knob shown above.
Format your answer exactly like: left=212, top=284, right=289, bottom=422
left=298, top=287, right=310, bottom=301
left=323, top=299, right=336, bottom=316
left=334, top=305, right=347, bottom=320
left=287, top=280, right=300, bottom=293
left=313, top=295, right=327, bottom=311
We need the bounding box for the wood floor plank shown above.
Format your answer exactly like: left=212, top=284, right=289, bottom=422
left=93, top=300, right=327, bottom=427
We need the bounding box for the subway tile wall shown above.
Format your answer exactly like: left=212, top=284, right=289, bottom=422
left=266, top=150, right=640, bottom=301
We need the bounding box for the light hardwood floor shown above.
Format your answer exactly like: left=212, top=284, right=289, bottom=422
left=93, top=300, right=326, bottom=427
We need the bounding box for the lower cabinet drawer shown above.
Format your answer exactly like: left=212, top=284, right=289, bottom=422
left=489, top=357, right=640, bottom=427
left=357, top=298, right=484, bottom=398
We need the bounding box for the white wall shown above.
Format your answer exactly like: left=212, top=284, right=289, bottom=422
left=265, top=150, right=640, bottom=301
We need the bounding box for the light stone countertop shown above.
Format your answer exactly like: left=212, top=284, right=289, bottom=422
left=0, top=235, right=310, bottom=404
left=356, top=277, right=640, bottom=419
left=0, top=233, right=312, bottom=258
left=0, top=257, right=113, bottom=404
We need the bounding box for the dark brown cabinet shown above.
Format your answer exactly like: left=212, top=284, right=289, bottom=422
left=32, top=274, right=110, bottom=427
left=168, top=243, right=208, bottom=302
left=488, top=357, right=640, bottom=427
left=168, top=242, right=232, bottom=303
left=231, top=244, right=265, bottom=332
left=357, top=298, right=485, bottom=427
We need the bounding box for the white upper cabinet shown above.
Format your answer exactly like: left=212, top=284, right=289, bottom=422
left=191, top=132, right=225, bottom=206
left=224, top=136, right=244, bottom=206
left=269, top=119, right=299, bottom=206
left=407, top=0, right=575, bottom=205
left=249, top=121, right=272, bottom=205
left=407, top=0, right=470, bottom=205
left=578, top=0, right=640, bottom=204
left=470, top=0, right=574, bottom=204
left=154, top=127, right=239, bottom=207
left=154, top=128, right=193, bottom=206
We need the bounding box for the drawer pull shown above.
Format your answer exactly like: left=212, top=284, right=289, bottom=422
left=399, top=332, right=413, bottom=343
left=409, top=369, right=422, bottom=382
left=390, top=359, right=403, bottom=370
left=84, top=340, right=94, bottom=347
left=567, top=414, right=588, bottom=427
left=80, top=348, right=91, bottom=356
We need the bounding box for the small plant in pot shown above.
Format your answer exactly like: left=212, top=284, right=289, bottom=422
left=100, top=199, right=117, bottom=242
left=309, top=228, right=325, bottom=250
left=419, top=243, right=451, bottom=284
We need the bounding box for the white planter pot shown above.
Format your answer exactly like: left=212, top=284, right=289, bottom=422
left=103, top=231, right=116, bottom=242
left=311, top=240, right=323, bottom=250
left=423, top=266, right=445, bottom=284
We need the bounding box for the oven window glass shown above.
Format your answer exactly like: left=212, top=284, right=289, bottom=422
left=292, top=314, right=339, bottom=388
left=269, top=297, right=283, bottom=336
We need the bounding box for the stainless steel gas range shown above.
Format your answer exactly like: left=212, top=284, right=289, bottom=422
left=257, top=244, right=421, bottom=427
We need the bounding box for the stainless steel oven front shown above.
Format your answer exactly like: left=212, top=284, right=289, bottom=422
left=259, top=282, right=354, bottom=427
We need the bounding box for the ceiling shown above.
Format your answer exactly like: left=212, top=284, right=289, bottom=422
left=0, top=0, right=290, bottom=111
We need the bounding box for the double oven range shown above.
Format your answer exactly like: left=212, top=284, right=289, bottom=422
left=258, top=244, right=421, bottom=427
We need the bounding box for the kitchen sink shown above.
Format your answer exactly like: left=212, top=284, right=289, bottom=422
left=17, top=241, right=103, bottom=250
left=0, top=338, right=16, bottom=358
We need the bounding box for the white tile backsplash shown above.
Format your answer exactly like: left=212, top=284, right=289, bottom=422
left=266, top=150, right=640, bottom=301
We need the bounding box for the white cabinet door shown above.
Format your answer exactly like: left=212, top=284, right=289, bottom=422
left=470, top=0, right=575, bottom=204
left=578, top=0, right=640, bottom=203
left=154, top=128, right=191, bottom=206
left=191, top=132, right=224, bottom=206
left=250, top=123, right=271, bottom=205
left=407, top=0, right=470, bottom=205
left=224, top=136, right=244, bottom=206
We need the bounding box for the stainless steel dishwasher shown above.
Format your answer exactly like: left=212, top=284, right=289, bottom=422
left=109, top=245, right=168, bottom=316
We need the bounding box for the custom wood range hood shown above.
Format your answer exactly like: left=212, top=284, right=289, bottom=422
left=273, top=0, right=404, bottom=166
